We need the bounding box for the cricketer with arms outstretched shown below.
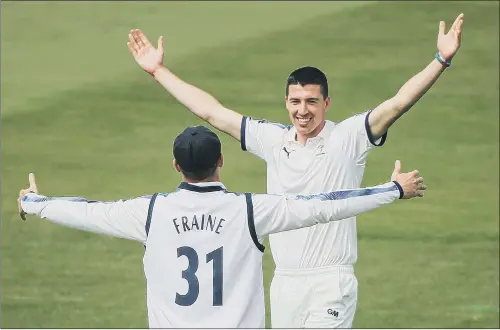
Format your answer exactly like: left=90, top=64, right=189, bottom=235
left=18, top=126, right=426, bottom=328
left=126, top=13, right=463, bottom=328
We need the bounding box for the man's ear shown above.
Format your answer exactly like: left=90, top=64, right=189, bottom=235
left=173, top=159, right=181, bottom=173
left=218, top=153, right=224, bottom=168
left=324, top=96, right=331, bottom=112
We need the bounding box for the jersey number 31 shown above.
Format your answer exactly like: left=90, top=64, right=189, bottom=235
left=176, top=246, right=223, bottom=306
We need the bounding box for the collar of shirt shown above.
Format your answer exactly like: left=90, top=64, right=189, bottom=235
left=177, top=181, right=227, bottom=193
left=285, top=120, right=335, bottom=144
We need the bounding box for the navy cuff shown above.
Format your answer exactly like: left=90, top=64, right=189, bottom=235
left=240, top=116, right=248, bottom=151
left=365, top=111, right=387, bottom=146
left=392, top=181, right=404, bottom=199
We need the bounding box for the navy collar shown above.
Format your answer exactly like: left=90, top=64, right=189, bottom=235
left=178, top=182, right=227, bottom=193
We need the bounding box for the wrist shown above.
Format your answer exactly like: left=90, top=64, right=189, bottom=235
left=151, top=65, right=165, bottom=78
left=392, top=181, right=404, bottom=199
left=434, top=52, right=452, bottom=68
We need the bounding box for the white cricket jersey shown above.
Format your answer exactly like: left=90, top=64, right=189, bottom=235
left=241, top=110, right=388, bottom=270
left=21, top=179, right=400, bottom=328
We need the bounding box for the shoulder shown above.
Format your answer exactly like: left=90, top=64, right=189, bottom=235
left=245, top=116, right=293, bottom=132
left=138, top=191, right=181, bottom=205
left=242, top=116, right=292, bottom=150
left=338, top=111, right=369, bottom=125
left=330, top=111, right=371, bottom=133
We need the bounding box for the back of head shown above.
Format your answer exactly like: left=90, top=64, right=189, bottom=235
left=173, top=126, right=222, bottom=181
left=286, top=66, right=328, bottom=99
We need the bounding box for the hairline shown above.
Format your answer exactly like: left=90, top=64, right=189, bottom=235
left=286, top=82, right=328, bottom=99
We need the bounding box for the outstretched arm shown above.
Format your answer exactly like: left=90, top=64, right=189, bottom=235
left=18, top=174, right=151, bottom=243
left=253, top=161, right=426, bottom=239
left=368, top=13, right=464, bottom=140
left=127, top=30, right=242, bottom=141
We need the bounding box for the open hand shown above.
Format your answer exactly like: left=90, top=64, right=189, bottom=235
left=18, top=173, right=39, bottom=220
left=391, top=160, right=426, bottom=199
left=437, top=13, right=464, bottom=61
left=127, top=29, right=164, bottom=75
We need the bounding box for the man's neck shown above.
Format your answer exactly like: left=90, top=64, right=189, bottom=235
left=296, top=120, right=326, bottom=145
left=182, top=175, right=220, bottom=184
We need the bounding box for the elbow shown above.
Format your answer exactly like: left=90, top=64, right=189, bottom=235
left=200, top=112, right=211, bottom=122
left=189, top=106, right=213, bottom=123
left=318, top=209, right=334, bottom=224
left=205, top=112, right=220, bottom=127
left=201, top=103, right=224, bottom=123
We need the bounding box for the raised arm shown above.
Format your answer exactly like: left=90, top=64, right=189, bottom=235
left=368, top=13, right=464, bottom=140
left=127, top=29, right=242, bottom=141
left=252, top=161, right=426, bottom=239
left=18, top=174, right=151, bottom=243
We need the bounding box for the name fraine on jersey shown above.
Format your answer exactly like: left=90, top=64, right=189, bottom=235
left=173, top=214, right=226, bottom=234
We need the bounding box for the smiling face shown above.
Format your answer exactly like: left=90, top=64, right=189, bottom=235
left=286, top=83, right=330, bottom=141
left=284, top=66, right=331, bottom=143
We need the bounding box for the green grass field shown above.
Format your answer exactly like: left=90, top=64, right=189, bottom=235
left=1, top=1, right=498, bottom=328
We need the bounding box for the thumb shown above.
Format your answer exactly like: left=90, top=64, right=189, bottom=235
left=391, top=160, right=402, bottom=180
left=393, top=160, right=402, bottom=174
left=439, top=21, right=445, bottom=36
left=28, top=173, right=38, bottom=194
left=157, top=36, right=164, bottom=53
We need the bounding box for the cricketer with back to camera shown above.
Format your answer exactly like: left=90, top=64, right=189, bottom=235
left=127, top=12, right=463, bottom=328
left=18, top=125, right=426, bottom=328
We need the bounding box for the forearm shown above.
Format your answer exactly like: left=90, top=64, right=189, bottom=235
left=23, top=195, right=108, bottom=233
left=152, top=67, right=242, bottom=139
left=369, top=58, right=448, bottom=138
left=393, top=59, right=446, bottom=112
left=256, top=182, right=403, bottom=237
left=324, top=182, right=403, bottom=222
left=309, top=181, right=403, bottom=224
left=21, top=193, right=147, bottom=241
left=153, top=67, right=221, bottom=122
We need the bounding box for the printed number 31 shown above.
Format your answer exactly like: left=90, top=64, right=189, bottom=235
left=175, top=246, right=223, bottom=306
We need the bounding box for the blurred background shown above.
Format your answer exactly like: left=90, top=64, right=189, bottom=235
left=1, top=1, right=498, bottom=328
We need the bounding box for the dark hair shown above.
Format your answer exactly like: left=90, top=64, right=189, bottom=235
left=286, top=66, right=328, bottom=99
left=179, top=161, right=219, bottom=181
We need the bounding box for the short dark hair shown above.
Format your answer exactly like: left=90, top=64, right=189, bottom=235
left=286, top=66, right=328, bottom=99
left=179, top=162, right=219, bottom=181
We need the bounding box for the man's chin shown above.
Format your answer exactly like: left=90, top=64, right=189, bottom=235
left=295, top=125, right=314, bottom=135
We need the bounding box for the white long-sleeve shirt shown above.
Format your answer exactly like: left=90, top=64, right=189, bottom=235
left=241, top=111, right=388, bottom=269
left=21, top=180, right=402, bottom=328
